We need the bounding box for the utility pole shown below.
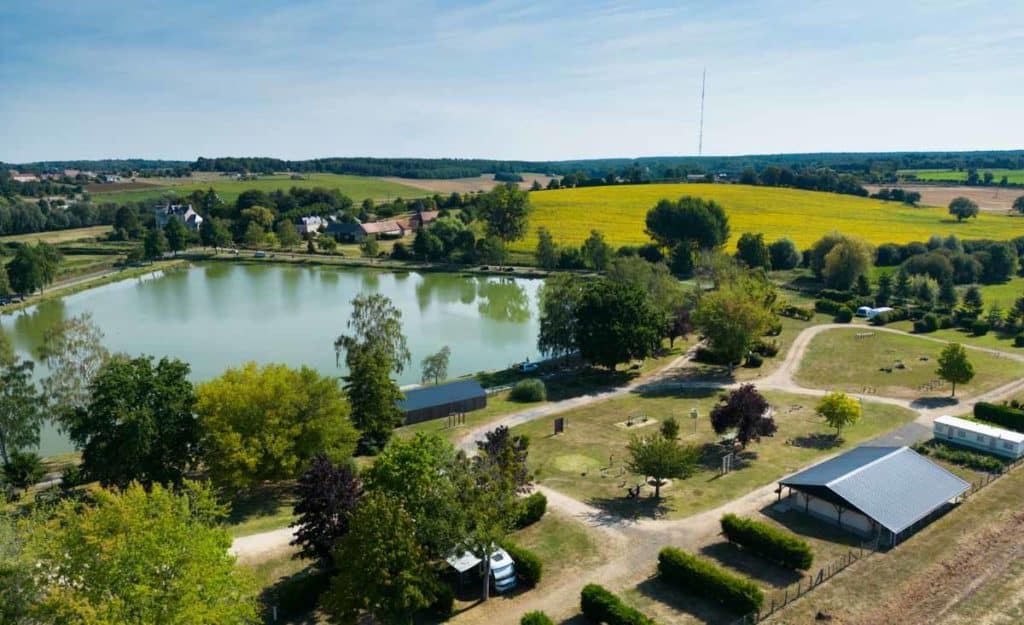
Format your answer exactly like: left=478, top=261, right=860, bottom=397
left=698, top=68, right=706, bottom=156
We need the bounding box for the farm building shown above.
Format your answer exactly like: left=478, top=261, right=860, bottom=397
left=324, top=221, right=365, bottom=242
left=397, top=379, right=487, bottom=424
left=934, top=415, right=1024, bottom=459
left=779, top=446, right=970, bottom=546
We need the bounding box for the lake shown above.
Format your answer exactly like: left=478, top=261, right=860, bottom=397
left=2, top=263, right=543, bottom=456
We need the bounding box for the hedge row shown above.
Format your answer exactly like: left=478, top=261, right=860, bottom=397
left=657, top=548, right=764, bottom=614
left=500, top=540, right=543, bottom=587
left=719, top=514, right=814, bottom=570
left=912, top=441, right=1005, bottom=473
left=516, top=492, right=548, bottom=529
left=974, top=402, right=1024, bottom=433
left=580, top=584, right=657, bottom=625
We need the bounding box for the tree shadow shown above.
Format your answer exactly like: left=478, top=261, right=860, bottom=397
left=698, top=542, right=803, bottom=587
left=909, top=396, right=958, bottom=410
left=634, top=576, right=736, bottom=623
left=636, top=385, right=720, bottom=400
left=584, top=494, right=674, bottom=523
left=260, top=564, right=330, bottom=625
left=224, top=481, right=296, bottom=528
left=557, top=615, right=592, bottom=625
left=787, top=433, right=843, bottom=450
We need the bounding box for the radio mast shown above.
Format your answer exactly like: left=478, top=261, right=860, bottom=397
left=698, top=68, right=706, bottom=156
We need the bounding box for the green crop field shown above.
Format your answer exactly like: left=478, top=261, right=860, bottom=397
left=518, top=184, right=1024, bottom=251
left=87, top=173, right=429, bottom=205
left=900, top=168, right=1024, bottom=184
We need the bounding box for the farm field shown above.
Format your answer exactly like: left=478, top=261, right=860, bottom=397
left=0, top=225, right=112, bottom=244
left=512, top=389, right=914, bottom=520
left=519, top=184, right=1024, bottom=252
left=794, top=328, right=1024, bottom=399
left=380, top=172, right=558, bottom=194
left=901, top=168, right=1024, bottom=185
left=87, top=173, right=429, bottom=205
left=864, top=183, right=1024, bottom=213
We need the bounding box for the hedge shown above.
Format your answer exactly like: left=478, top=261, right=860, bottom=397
left=521, top=611, right=555, bottom=625
left=269, top=568, right=332, bottom=616
left=818, top=289, right=853, bottom=303
left=500, top=540, right=543, bottom=588
left=511, top=379, right=547, bottom=402
left=814, top=299, right=842, bottom=315
left=1015, top=333, right=1024, bottom=348
left=974, top=402, right=1024, bottom=433
left=580, top=584, right=657, bottom=625
left=972, top=320, right=990, bottom=336
left=778, top=304, right=814, bottom=321
left=719, top=514, right=814, bottom=570
left=912, top=440, right=1005, bottom=473
left=516, top=491, right=548, bottom=529
left=834, top=306, right=853, bottom=323
left=657, top=548, right=764, bottom=614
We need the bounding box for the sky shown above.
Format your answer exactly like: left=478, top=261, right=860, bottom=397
left=1, top=0, right=1022, bottom=163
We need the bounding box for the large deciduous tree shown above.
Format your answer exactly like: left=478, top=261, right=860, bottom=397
left=420, top=345, right=451, bottom=385
left=709, top=384, right=777, bottom=448
left=693, top=273, right=777, bottom=369
left=626, top=434, right=701, bottom=499
left=936, top=342, right=974, bottom=397
left=479, top=183, right=531, bottom=247
left=809, top=232, right=874, bottom=290
left=67, top=355, right=198, bottom=488
left=143, top=226, right=168, bottom=260
left=7, top=242, right=61, bottom=294
left=197, top=362, right=358, bottom=489
left=735, top=232, right=771, bottom=269
left=164, top=216, right=189, bottom=254
left=574, top=279, right=663, bottom=369
left=645, top=196, right=730, bottom=276
left=535, top=226, right=559, bottom=269
left=0, top=336, right=42, bottom=468
left=816, top=392, right=862, bottom=437
left=291, top=454, right=363, bottom=567
left=35, top=312, right=109, bottom=428
left=537, top=273, right=585, bottom=358
left=948, top=196, right=979, bottom=222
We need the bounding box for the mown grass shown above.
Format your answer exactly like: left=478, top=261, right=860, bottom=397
left=901, top=168, right=1024, bottom=184
left=0, top=225, right=113, bottom=244
left=519, top=184, right=1024, bottom=252
left=795, top=328, right=1024, bottom=399
left=89, top=173, right=429, bottom=205
left=512, top=389, right=915, bottom=521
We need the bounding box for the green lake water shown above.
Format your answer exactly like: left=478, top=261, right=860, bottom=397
left=1, top=263, right=542, bottom=457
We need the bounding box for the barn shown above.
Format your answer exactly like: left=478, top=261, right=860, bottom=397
left=778, top=446, right=970, bottom=546
left=397, top=379, right=487, bottom=424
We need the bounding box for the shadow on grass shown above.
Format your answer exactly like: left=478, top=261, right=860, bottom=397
left=557, top=615, right=591, bottom=625
left=787, top=433, right=843, bottom=450
left=634, top=576, right=735, bottom=624
left=584, top=494, right=675, bottom=523
left=260, top=564, right=328, bottom=625
left=636, top=385, right=721, bottom=400
left=909, top=396, right=958, bottom=410
left=225, top=482, right=296, bottom=528
left=698, top=542, right=802, bottom=587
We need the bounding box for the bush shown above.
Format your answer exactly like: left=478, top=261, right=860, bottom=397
left=510, top=379, right=547, bottom=402
left=270, top=568, right=332, bottom=616
left=814, top=299, right=842, bottom=315
left=940, top=315, right=955, bottom=329
left=429, top=581, right=455, bottom=618
left=752, top=340, right=780, bottom=357
left=834, top=306, right=853, bottom=323
left=974, top=402, right=1024, bottom=432
left=2, top=450, right=45, bottom=489
left=766, top=322, right=783, bottom=336
left=580, top=584, right=657, bottom=625
left=1016, top=333, right=1024, bottom=347
left=744, top=352, right=763, bottom=368
left=913, top=440, right=1005, bottom=473
left=516, top=491, right=548, bottom=528
left=660, top=417, right=680, bottom=440
left=719, top=514, right=813, bottom=570
left=501, top=540, right=543, bottom=588
left=521, top=611, right=555, bottom=625
left=694, top=346, right=731, bottom=365
left=972, top=320, right=991, bottom=336
left=914, top=313, right=939, bottom=333
left=657, top=547, right=764, bottom=614
left=60, top=464, right=83, bottom=489
left=818, top=289, right=853, bottom=303
left=778, top=304, right=814, bottom=321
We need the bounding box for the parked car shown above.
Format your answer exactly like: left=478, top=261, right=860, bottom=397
left=489, top=549, right=517, bottom=593
left=253, top=251, right=266, bottom=258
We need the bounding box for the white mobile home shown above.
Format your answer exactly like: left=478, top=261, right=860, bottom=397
left=934, top=415, right=1024, bottom=459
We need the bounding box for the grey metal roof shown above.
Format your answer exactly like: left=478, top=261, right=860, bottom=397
left=397, top=379, right=486, bottom=412
left=780, top=446, right=970, bottom=534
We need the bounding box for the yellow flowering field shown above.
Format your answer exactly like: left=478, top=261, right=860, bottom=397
left=516, top=184, right=1024, bottom=251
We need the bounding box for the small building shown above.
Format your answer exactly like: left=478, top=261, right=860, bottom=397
left=409, top=210, right=440, bottom=230
left=155, top=204, right=204, bottom=231
left=397, top=379, right=487, bottom=424
left=779, top=446, right=970, bottom=546
left=934, top=415, right=1024, bottom=459
left=686, top=173, right=709, bottom=182
left=446, top=547, right=517, bottom=594
left=102, top=174, right=122, bottom=183
left=361, top=219, right=406, bottom=239
left=296, top=216, right=326, bottom=235
left=323, top=221, right=366, bottom=242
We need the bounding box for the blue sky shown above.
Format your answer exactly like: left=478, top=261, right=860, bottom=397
left=2, top=0, right=1022, bottom=162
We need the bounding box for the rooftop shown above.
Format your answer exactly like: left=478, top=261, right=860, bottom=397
left=936, top=415, right=1024, bottom=444
left=397, top=379, right=486, bottom=412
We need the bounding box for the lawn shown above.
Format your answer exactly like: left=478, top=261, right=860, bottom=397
left=901, top=168, right=1024, bottom=185
left=795, top=328, right=1024, bottom=399
left=0, top=225, right=112, bottom=244
left=978, top=275, right=1024, bottom=312
left=512, top=389, right=915, bottom=520
left=88, top=173, right=429, bottom=205
left=519, top=184, right=1024, bottom=253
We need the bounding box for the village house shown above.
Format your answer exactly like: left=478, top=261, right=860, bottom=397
left=155, top=204, right=204, bottom=231
left=296, top=216, right=326, bottom=235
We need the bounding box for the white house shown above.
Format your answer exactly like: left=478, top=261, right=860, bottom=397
left=296, top=216, right=326, bottom=235
left=856, top=306, right=893, bottom=319
left=155, top=204, right=204, bottom=231
left=934, top=415, right=1024, bottom=459
left=102, top=174, right=122, bottom=183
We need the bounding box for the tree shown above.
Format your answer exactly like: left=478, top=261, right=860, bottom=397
left=816, top=392, right=861, bottom=437
left=877, top=273, right=893, bottom=306
left=645, top=196, right=730, bottom=251
left=962, top=285, right=984, bottom=313
left=164, top=216, right=188, bottom=254
left=143, top=226, right=168, bottom=260
left=67, top=355, right=198, bottom=488
left=938, top=278, right=957, bottom=309
left=35, top=312, right=109, bottom=427
left=574, top=279, right=663, bottom=369
left=855, top=274, right=871, bottom=297
left=113, top=205, right=142, bottom=239
left=0, top=336, right=42, bottom=468
left=949, top=196, right=979, bottom=221
left=625, top=434, right=701, bottom=499
left=321, top=493, right=438, bottom=625
left=815, top=234, right=874, bottom=290
left=660, top=417, right=680, bottom=440
left=535, top=226, right=559, bottom=269
left=291, top=454, right=363, bottom=567
left=1013, top=195, right=1024, bottom=215
left=709, top=384, right=777, bottom=448
left=693, top=274, right=777, bottom=369
left=736, top=232, right=771, bottom=269
left=2, top=450, right=44, bottom=490
left=360, top=234, right=379, bottom=258
left=7, top=243, right=60, bottom=294
left=275, top=220, right=301, bottom=249
left=479, top=183, right=530, bottom=246
left=319, top=235, right=338, bottom=252
left=580, top=229, right=613, bottom=270
left=25, top=481, right=257, bottom=624
left=537, top=274, right=585, bottom=358
left=200, top=216, right=232, bottom=250
left=242, top=221, right=266, bottom=248
left=475, top=425, right=531, bottom=492
left=768, top=238, right=800, bottom=270
left=937, top=342, right=974, bottom=397
left=420, top=345, right=451, bottom=384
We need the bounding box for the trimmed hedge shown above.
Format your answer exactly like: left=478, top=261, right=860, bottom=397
left=814, top=299, right=842, bottom=315
left=500, top=540, right=543, bottom=588
left=752, top=340, right=780, bottom=357
left=521, top=611, right=555, bottom=625
left=511, top=379, right=547, bottom=402
left=657, top=548, right=764, bottom=614
left=912, top=440, right=1005, bottom=473
left=719, top=514, right=813, bottom=570
left=516, top=491, right=548, bottom=528
left=834, top=306, right=853, bottom=323
left=974, top=402, right=1024, bottom=433
left=972, top=320, right=990, bottom=336
left=580, top=584, right=657, bottom=625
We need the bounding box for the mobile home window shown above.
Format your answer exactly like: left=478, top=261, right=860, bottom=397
left=957, top=429, right=966, bottom=438
left=1004, top=441, right=1015, bottom=450
left=976, top=434, right=987, bottom=443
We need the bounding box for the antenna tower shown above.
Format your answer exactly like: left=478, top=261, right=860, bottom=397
left=698, top=68, right=706, bottom=156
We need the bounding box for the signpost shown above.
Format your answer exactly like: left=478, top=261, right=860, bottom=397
left=554, top=417, right=565, bottom=435
left=690, top=407, right=699, bottom=433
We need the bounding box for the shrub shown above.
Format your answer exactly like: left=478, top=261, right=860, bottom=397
left=834, top=306, right=853, bottom=323
left=752, top=340, right=780, bottom=357
left=940, top=315, right=955, bottom=329
left=516, top=491, right=548, bottom=528
left=818, top=289, right=853, bottom=303
left=270, top=568, right=332, bottom=616
left=744, top=352, right=763, bottom=368
left=974, top=402, right=1024, bottom=433
left=766, top=322, right=783, bottom=336
left=778, top=304, right=814, bottom=321
left=60, top=464, right=83, bottom=489
left=521, top=611, right=555, bottom=625
left=914, top=313, right=939, bottom=333
left=719, top=514, right=813, bottom=570
left=580, top=584, right=657, bottom=625
left=1015, top=333, right=1024, bottom=348
left=972, top=320, right=990, bottom=336
left=660, top=417, right=680, bottom=440
left=814, top=299, right=842, bottom=315
left=501, top=540, right=543, bottom=588
left=694, top=346, right=731, bottom=365
left=2, top=450, right=45, bottom=489
left=429, top=582, right=455, bottom=619
left=913, top=440, right=1005, bottom=473
left=657, top=547, right=764, bottom=614
left=510, top=379, right=547, bottom=402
